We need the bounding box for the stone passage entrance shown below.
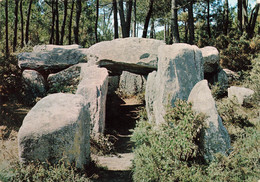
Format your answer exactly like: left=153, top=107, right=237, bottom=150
left=92, top=92, right=144, bottom=182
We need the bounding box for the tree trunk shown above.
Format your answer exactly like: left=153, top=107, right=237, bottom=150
left=142, top=0, right=154, bottom=38
left=113, top=0, right=119, bottom=39
left=126, top=0, right=133, bottom=37
left=49, top=0, right=55, bottom=44
left=132, top=0, right=137, bottom=37
left=60, top=0, right=68, bottom=45
left=95, top=0, right=99, bottom=43
left=223, top=0, right=229, bottom=35
left=238, top=0, right=242, bottom=32
left=13, top=0, right=19, bottom=52
left=118, top=0, right=127, bottom=37
left=150, top=18, right=155, bottom=38
left=74, top=0, right=81, bottom=44
left=25, top=0, right=33, bottom=45
left=188, top=0, right=194, bottom=44
left=69, top=0, right=75, bottom=45
left=171, top=0, right=180, bottom=43
left=242, top=0, right=248, bottom=30
left=20, top=0, right=24, bottom=48
left=5, top=0, right=9, bottom=56
left=55, top=0, right=59, bottom=45
left=207, top=0, right=211, bottom=38
left=247, top=3, right=259, bottom=38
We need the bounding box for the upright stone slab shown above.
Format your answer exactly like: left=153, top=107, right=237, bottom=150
left=188, top=80, right=231, bottom=162
left=119, top=71, right=146, bottom=96
left=146, top=44, right=204, bottom=124
left=200, top=46, right=220, bottom=74
left=145, top=71, right=157, bottom=123
left=76, top=65, right=108, bottom=136
left=18, top=93, right=90, bottom=169
left=22, top=70, right=46, bottom=104
left=47, top=64, right=84, bottom=94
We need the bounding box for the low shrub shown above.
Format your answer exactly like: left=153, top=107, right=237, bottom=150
left=217, top=35, right=259, bottom=72
left=131, top=98, right=259, bottom=181
left=217, top=98, right=253, bottom=129
left=210, top=82, right=228, bottom=99
left=131, top=100, right=206, bottom=181
left=90, top=134, right=117, bottom=156
left=11, top=161, right=91, bottom=182
left=206, top=127, right=260, bottom=182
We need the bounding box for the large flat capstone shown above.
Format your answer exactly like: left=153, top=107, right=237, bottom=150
left=18, top=44, right=85, bottom=75
left=82, top=37, right=165, bottom=75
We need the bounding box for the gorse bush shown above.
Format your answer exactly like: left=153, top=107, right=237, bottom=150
left=216, top=35, right=259, bottom=72
left=132, top=98, right=260, bottom=181
left=206, top=127, right=260, bottom=182
left=131, top=100, right=206, bottom=181
left=11, top=161, right=91, bottom=182
left=217, top=98, right=253, bottom=129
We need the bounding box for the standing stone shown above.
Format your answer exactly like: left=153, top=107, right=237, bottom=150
left=18, top=93, right=90, bottom=169
left=188, top=80, right=231, bottom=162
left=119, top=71, right=146, bottom=96
left=107, top=76, right=120, bottom=95
left=201, top=46, right=220, bottom=74
left=22, top=70, right=46, bottom=104
left=228, top=86, right=255, bottom=105
left=145, top=71, right=157, bottom=123
left=76, top=65, right=109, bottom=136
left=146, top=44, right=204, bottom=124
left=47, top=64, right=84, bottom=94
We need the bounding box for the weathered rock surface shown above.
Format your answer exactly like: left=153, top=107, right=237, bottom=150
left=18, top=44, right=85, bottom=75
left=119, top=71, right=146, bottom=96
left=76, top=65, right=108, bottom=136
left=217, top=68, right=229, bottom=86
left=85, top=38, right=165, bottom=75
left=33, top=44, right=81, bottom=52
left=107, top=76, right=120, bottom=95
left=145, top=71, right=157, bottom=123
left=223, top=68, right=239, bottom=83
left=228, top=86, right=254, bottom=105
left=188, top=80, right=231, bottom=162
left=146, top=43, right=204, bottom=124
left=22, top=70, right=46, bottom=103
left=47, top=63, right=84, bottom=94
left=201, top=46, right=220, bottom=74
left=18, top=93, right=90, bottom=169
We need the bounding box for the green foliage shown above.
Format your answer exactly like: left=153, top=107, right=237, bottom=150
left=0, top=55, right=23, bottom=101
left=90, top=134, right=116, bottom=156
left=206, top=127, right=260, bottom=182
left=131, top=99, right=206, bottom=182
left=210, top=82, right=227, bottom=100
left=9, top=161, right=91, bottom=182
left=244, top=54, right=260, bottom=105
left=217, top=35, right=260, bottom=72
left=217, top=98, right=253, bottom=130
